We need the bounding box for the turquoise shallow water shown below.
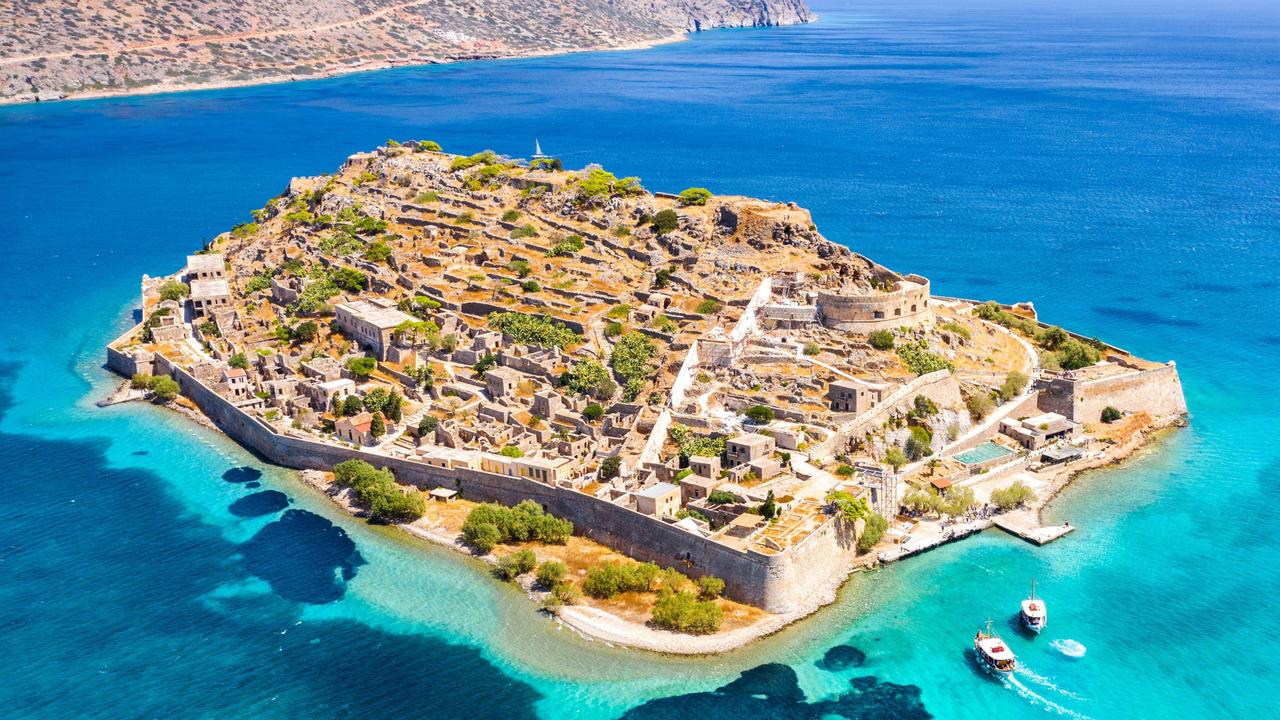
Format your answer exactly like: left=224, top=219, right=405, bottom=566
left=1, top=1, right=1278, bottom=717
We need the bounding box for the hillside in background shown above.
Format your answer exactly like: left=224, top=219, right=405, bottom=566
left=1, top=0, right=813, bottom=103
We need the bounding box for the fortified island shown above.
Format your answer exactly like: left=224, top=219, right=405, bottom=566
left=104, top=141, right=1187, bottom=652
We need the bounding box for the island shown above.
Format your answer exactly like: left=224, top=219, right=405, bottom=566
left=104, top=141, right=1188, bottom=653
left=3, top=0, right=812, bottom=104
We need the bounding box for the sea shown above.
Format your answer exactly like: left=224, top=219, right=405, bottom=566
left=1, top=0, right=1277, bottom=717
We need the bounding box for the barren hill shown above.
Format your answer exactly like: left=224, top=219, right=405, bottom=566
left=2, top=0, right=813, bottom=104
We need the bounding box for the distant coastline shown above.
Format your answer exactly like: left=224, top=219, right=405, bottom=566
left=1, top=0, right=815, bottom=107
left=0, top=35, right=688, bottom=108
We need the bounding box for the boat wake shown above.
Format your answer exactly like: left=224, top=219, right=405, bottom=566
left=1005, top=674, right=1090, bottom=719
left=1017, top=666, right=1086, bottom=701
left=1051, top=638, right=1088, bottom=658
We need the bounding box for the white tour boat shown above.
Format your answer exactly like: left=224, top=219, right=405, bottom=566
left=974, top=620, right=1017, bottom=674
left=1020, top=578, right=1047, bottom=634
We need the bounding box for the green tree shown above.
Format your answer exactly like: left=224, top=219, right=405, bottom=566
left=418, top=415, right=439, bottom=435
left=610, top=332, right=657, bottom=384
left=292, top=320, right=319, bottom=342
left=1037, top=326, right=1069, bottom=350
left=651, top=209, right=679, bottom=235
left=990, top=481, right=1037, bottom=510
left=884, top=447, right=908, bottom=471
left=467, top=523, right=502, bottom=553
left=599, top=456, right=622, bottom=480
left=997, top=371, right=1029, bottom=402
left=364, top=243, right=393, bottom=263
left=330, top=267, right=366, bottom=291
left=499, top=445, right=524, bottom=458
left=1057, top=338, right=1101, bottom=370
left=708, top=490, right=737, bottom=504
left=583, top=403, right=604, bottom=422
left=150, top=376, right=180, bottom=402
left=1101, top=406, right=1122, bottom=423
left=759, top=490, right=778, bottom=520
left=369, top=412, right=386, bottom=438
left=744, top=405, right=774, bottom=424
left=158, top=280, right=190, bottom=301
left=228, top=352, right=249, bottom=370
left=966, top=393, right=994, bottom=420
left=338, top=395, right=361, bottom=416
left=677, top=187, right=712, bottom=206
left=347, top=357, right=376, bottom=378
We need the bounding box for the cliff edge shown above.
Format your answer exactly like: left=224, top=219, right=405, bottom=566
left=1, top=0, right=814, bottom=104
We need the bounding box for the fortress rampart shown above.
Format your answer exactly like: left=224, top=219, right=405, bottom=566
left=1037, top=362, right=1187, bottom=425
left=817, top=274, right=932, bottom=332
left=106, top=335, right=853, bottom=613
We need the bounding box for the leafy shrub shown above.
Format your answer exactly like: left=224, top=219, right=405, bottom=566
left=708, top=490, right=737, bottom=505
left=868, top=329, right=895, bottom=350
left=696, top=576, right=725, bottom=600
left=1101, top=406, right=1122, bottom=423
left=896, top=339, right=954, bottom=375
left=489, top=312, right=581, bottom=348
left=332, top=459, right=424, bottom=523
left=744, top=405, right=774, bottom=424
left=562, top=359, right=612, bottom=398
left=997, top=371, right=1029, bottom=401
left=510, top=224, right=538, bottom=238
left=610, top=332, right=657, bottom=384
left=802, top=341, right=821, bottom=356
left=582, top=403, right=604, bottom=422
left=521, top=280, right=541, bottom=293
left=501, top=209, right=521, bottom=222
left=695, top=298, right=722, bottom=314
left=536, top=561, right=567, bottom=588
left=939, top=321, right=972, bottom=341
left=461, top=500, right=574, bottom=552
left=582, top=561, right=659, bottom=598
left=158, top=280, right=190, bottom=301
left=546, top=235, right=586, bottom=257
left=651, top=590, right=722, bottom=634
left=499, top=445, right=524, bottom=458
left=966, top=393, right=994, bottom=420
left=495, top=550, right=537, bottom=580
left=652, top=209, right=679, bottom=235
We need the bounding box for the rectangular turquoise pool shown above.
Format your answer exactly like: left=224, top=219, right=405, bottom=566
left=955, top=442, right=1014, bottom=466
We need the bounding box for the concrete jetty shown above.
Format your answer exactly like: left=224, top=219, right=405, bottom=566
left=993, top=510, right=1075, bottom=545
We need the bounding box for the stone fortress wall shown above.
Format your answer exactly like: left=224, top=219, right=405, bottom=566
left=107, top=334, right=852, bottom=613
left=1038, top=362, right=1187, bottom=425
left=816, top=273, right=932, bottom=333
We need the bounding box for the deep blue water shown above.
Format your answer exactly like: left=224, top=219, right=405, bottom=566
left=2, top=1, right=1278, bottom=717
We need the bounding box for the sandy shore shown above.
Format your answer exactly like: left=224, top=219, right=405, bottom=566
left=2, top=34, right=688, bottom=107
